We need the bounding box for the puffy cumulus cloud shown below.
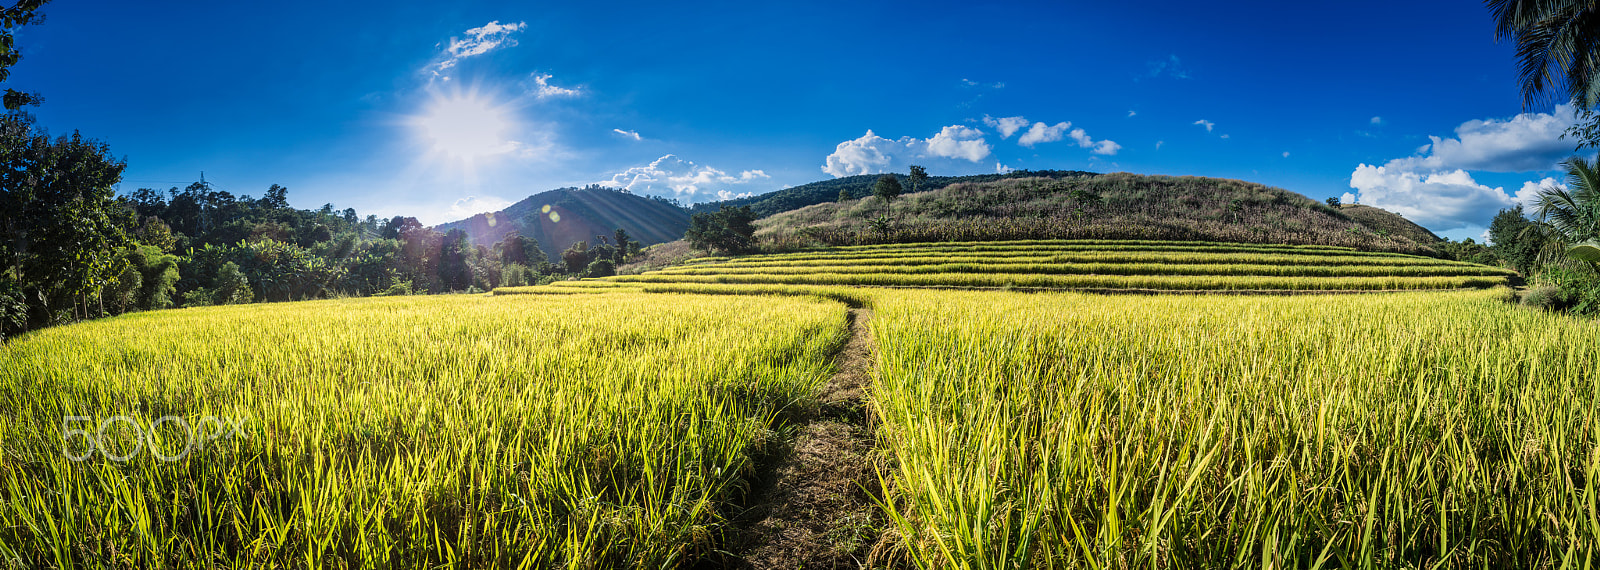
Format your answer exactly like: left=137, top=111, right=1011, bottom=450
left=983, top=115, right=1030, bottom=139
left=1383, top=105, right=1578, bottom=173
left=1345, top=106, right=1580, bottom=232
left=995, top=162, right=1014, bottom=174
left=613, top=128, right=642, bottom=141
left=1371, top=116, right=1383, bottom=125
left=446, top=195, right=514, bottom=220
left=716, top=190, right=753, bottom=201
left=1347, top=164, right=1559, bottom=231
left=821, top=127, right=993, bottom=177
left=1018, top=122, right=1069, bottom=147
left=1194, top=119, right=1215, bottom=132
left=926, top=125, right=992, bottom=161
left=530, top=73, right=580, bottom=98
left=431, top=21, right=527, bottom=77
left=602, top=155, right=769, bottom=200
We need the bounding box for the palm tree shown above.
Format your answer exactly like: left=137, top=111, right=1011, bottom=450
left=1488, top=0, right=1600, bottom=111
left=1531, top=155, right=1600, bottom=264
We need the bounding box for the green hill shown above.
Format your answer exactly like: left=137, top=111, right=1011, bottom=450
left=435, top=186, right=689, bottom=261
left=753, top=173, right=1440, bottom=255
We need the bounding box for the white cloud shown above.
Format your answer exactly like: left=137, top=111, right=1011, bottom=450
left=430, top=20, right=527, bottom=77
left=716, top=190, right=753, bottom=201
left=1018, top=122, right=1070, bottom=147
left=1344, top=105, right=1580, bottom=232
left=1383, top=104, right=1578, bottom=173
left=1341, top=192, right=1357, bottom=204
left=1194, top=119, right=1215, bottom=132
left=1220, top=134, right=1230, bottom=139
left=1155, top=140, right=1164, bottom=150
left=447, top=195, right=513, bottom=219
left=1371, top=116, right=1383, bottom=125
left=995, top=162, right=1014, bottom=174
left=613, top=128, right=642, bottom=141
left=530, top=73, right=580, bottom=98
left=1347, top=164, right=1559, bottom=231
left=1283, top=151, right=1290, bottom=158
left=602, top=155, right=768, bottom=200
left=926, top=125, right=992, bottom=161
left=821, top=126, right=993, bottom=177
left=983, top=115, right=1030, bottom=139
left=1127, top=110, right=1137, bottom=117
left=991, top=82, right=1006, bottom=89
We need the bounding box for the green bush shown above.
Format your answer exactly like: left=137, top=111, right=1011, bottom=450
left=586, top=259, right=616, bottom=278
left=1521, top=285, right=1572, bottom=311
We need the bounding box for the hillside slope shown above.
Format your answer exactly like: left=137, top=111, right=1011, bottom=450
left=690, top=169, right=1096, bottom=218
left=435, top=187, right=689, bottom=261
left=1336, top=204, right=1442, bottom=244
left=755, top=173, right=1439, bottom=255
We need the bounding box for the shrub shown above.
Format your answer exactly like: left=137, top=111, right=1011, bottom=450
left=1521, top=285, right=1571, bottom=311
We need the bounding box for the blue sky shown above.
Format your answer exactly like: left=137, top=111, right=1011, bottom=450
left=7, top=0, right=1580, bottom=238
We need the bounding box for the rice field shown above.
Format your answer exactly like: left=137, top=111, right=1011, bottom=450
left=0, top=292, right=846, bottom=567
left=5, top=237, right=1580, bottom=567
left=611, top=240, right=1514, bottom=291
left=866, top=288, right=1600, bottom=567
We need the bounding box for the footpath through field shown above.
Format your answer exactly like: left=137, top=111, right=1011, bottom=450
left=733, top=307, right=885, bottom=568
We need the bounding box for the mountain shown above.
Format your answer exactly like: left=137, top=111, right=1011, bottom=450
left=752, top=173, right=1441, bottom=255
left=434, top=186, right=689, bottom=261
left=690, top=169, right=1097, bottom=218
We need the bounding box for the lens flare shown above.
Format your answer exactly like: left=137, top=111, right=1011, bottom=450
left=413, top=93, right=514, bottom=160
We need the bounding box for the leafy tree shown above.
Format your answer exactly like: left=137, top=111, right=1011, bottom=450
left=1489, top=207, right=1547, bottom=275
left=0, top=1, right=50, bottom=110
left=0, top=114, right=133, bottom=328
left=561, top=240, right=590, bottom=273
left=437, top=228, right=474, bottom=291
left=612, top=228, right=633, bottom=265
left=212, top=261, right=252, bottom=304
left=1488, top=0, right=1600, bottom=148
left=497, top=231, right=540, bottom=266
left=134, top=215, right=179, bottom=252
left=908, top=165, right=928, bottom=194
left=837, top=188, right=852, bottom=202
left=1326, top=196, right=1340, bottom=208
left=684, top=206, right=758, bottom=254
left=873, top=174, right=903, bottom=202
left=585, top=258, right=615, bottom=278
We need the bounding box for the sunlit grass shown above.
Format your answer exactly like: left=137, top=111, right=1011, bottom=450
left=0, top=292, right=846, bottom=567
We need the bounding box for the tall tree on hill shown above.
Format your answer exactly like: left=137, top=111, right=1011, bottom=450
left=837, top=188, right=852, bottom=202
left=1488, top=0, right=1600, bottom=148
left=0, top=1, right=49, bottom=109
left=873, top=174, right=902, bottom=203
left=908, top=165, right=928, bottom=194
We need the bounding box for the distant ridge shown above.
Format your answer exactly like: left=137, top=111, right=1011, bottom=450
left=434, top=186, right=689, bottom=261
left=691, top=169, right=1098, bottom=218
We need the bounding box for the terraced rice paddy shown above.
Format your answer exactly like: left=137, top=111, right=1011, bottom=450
left=6, top=238, right=1582, bottom=567
left=605, top=240, right=1515, bottom=291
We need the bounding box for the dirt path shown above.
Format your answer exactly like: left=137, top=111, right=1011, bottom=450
left=733, top=308, right=886, bottom=569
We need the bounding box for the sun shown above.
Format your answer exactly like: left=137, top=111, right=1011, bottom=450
left=413, top=94, right=514, bottom=160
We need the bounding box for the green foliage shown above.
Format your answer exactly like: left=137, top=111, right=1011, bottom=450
left=684, top=206, right=758, bottom=254
left=612, top=228, right=633, bottom=265
left=1532, top=265, right=1600, bottom=314
left=1488, top=0, right=1600, bottom=148
left=1438, top=237, right=1499, bottom=266
left=837, top=188, right=851, bottom=202
left=1326, top=196, right=1340, bottom=207
left=585, top=258, right=616, bottom=278
left=560, top=240, right=590, bottom=273
left=872, top=174, right=903, bottom=202
left=907, top=165, right=928, bottom=193
left=690, top=169, right=1096, bottom=218
left=1489, top=207, right=1546, bottom=274
left=0, top=113, right=133, bottom=329
left=0, top=0, right=49, bottom=110
left=212, top=261, right=252, bottom=305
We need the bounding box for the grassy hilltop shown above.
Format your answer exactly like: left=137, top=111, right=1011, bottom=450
left=754, top=173, right=1441, bottom=254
